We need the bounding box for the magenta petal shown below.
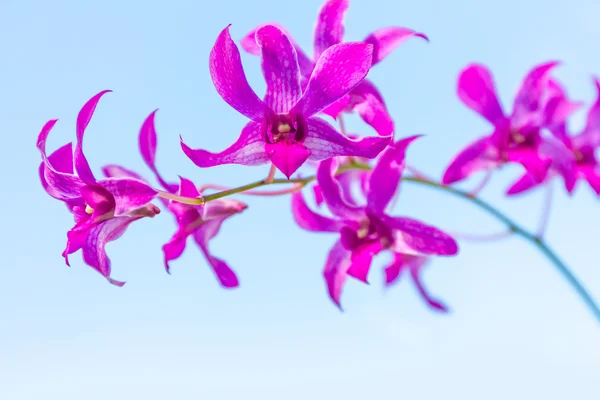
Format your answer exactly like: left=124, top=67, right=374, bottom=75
left=298, top=42, right=373, bottom=117
left=407, top=258, right=448, bottom=312
left=458, top=64, right=506, bottom=127
left=162, top=230, right=189, bottom=273
left=209, top=25, right=266, bottom=121
left=351, top=80, right=394, bottom=136
left=507, top=148, right=551, bottom=182
left=181, top=121, right=269, bottom=168
left=194, top=219, right=240, bottom=288
left=506, top=173, right=540, bottom=195
left=347, top=241, right=383, bottom=283
left=255, top=25, right=302, bottom=114
left=304, top=117, right=391, bottom=161
left=384, top=253, right=427, bottom=285
left=364, top=27, right=429, bottom=65
left=202, top=198, right=247, bottom=220
left=39, top=142, right=75, bottom=200
left=266, top=140, right=310, bottom=179
left=323, top=240, right=352, bottom=309
left=313, top=0, right=349, bottom=59
left=82, top=216, right=140, bottom=286
left=177, top=176, right=201, bottom=198
left=386, top=216, right=458, bottom=256
left=367, top=135, right=420, bottom=213
left=576, top=78, right=600, bottom=149
left=102, top=164, right=144, bottom=180
left=321, top=95, right=351, bottom=119
left=291, top=190, right=343, bottom=232
left=138, top=110, right=179, bottom=193
left=316, top=158, right=365, bottom=220
left=442, top=136, right=500, bottom=184
left=241, top=23, right=315, bottom=77
left=511, top=61, right=559, bottom=130
left=97, top=178, right=158, bottom=215
left=580, top=164, right=600, bottom=195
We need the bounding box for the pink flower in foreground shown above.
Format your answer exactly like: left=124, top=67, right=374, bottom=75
left=241, top=0, right=427, bottom=136
left=104, top=111, right=247, bottom=288
left=181, top=24, right=391, bottom=179
left=292, top=137, right=458, bottom=308
left=443, top=62, right=563, bottom=188
left=508, top=79, right=600, bottom=195
left=37, top=91, right=160, bottom=286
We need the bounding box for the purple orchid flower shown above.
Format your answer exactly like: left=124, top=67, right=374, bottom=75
left=508, top=78, right=600, bottom=195
left=180, top=24, right=391, bottom=179
left=37, top=91, right=160, bottom=286
left=292, top=137, right=458, bottom=308
left=104, top=111, right=247, bottom=288
left=241, top=0, right=428, bottom=136
left=442, top=62, right=564, bottom=189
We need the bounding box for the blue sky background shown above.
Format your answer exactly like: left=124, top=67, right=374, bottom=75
left=1, top=0, right=599, bottom=398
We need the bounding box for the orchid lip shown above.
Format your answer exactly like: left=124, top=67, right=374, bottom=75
left=265, top=113, right=307, bottom=144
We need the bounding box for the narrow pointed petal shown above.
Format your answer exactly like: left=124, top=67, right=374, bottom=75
left=512, top=61, right=560, bottom=130
left=506, top=173, right=540, bottom=195
left=102, top=164, right=144, bottom=180
left=316, top=157, right=365, bottom=220
left=82, top=216, right=144, bottom=286
left=364, top=27, right=428, bottom=65
left=352, top=80, right=394, bottom=136
left=266, top=140, right=310, bottom=179
left=241, top=23, right=315, bottom=77
left=209, top=25, right=266, bottom=121
left=507, top=148, right=551, bottom=182
left=304, top=117, right=391, bottom=161
left=298, top=43, right=373, bottom=117
left=139, top=110, right=179, bottom=193
left=313, top=0, right=349, bottom=59
left=162, top=230, right=189, bottom=273
left=177, top=176, right=201, bottom=198
left=181, top=121, right=269, bottom=168
left=39, top=142, right=75, bottom=200
left=442, top=136, right=500, bottom=184
left=458, top=64, right=506, bottom=127
left=386, top=216, right=458, bottom=256
left=194, top=219, right=240, bottom=288
left=543, top=79, right=582, bottom=144
left=384, top=253, right=427, bottom=285
left=256, top=25, right=302, bottom=114
left=98, top=178, right=158, bottom=215
left=576, top=78, right=600, bottom=149
left=367, top=135, right=420, bottom=212
left=74, top=90, right=112, bottom=183
left=37, top=119, right=85, bottom=199
left=321, top=94, right=351, bottom=120
left=291, top=190, right=344, bottom=232
left=347, top=241, right=383, bottom=283
left=409, top=262, right=448, bottom=312
left=203, top=199, right=247, bottom=220
left=323, top=240, right=352, bottom=309
left=579, top=164, right=600, bottom=195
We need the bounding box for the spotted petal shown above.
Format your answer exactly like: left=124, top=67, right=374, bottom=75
left=98, top=178, right=158, bottom=215
left=386, top=216, right=458, bottom=256
left=313, top=0, right=349, bottom=59
left=364, top=27, right=428, bottom=65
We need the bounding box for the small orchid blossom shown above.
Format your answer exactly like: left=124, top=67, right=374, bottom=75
left=181, top=24, right=391, bottom=179
left=508, top=78, right=600, bottom=195
left=104, top=111, right=247, bottom=287
left=37, top=91, right=160, bottom=286
left=292, top=137, right=458, bottom=307
left=241, top=0, right=428, bottom=136
left=442, top=62, right=563, bottom=188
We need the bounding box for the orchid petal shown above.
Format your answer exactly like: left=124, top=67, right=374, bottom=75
left=316, top=158, right=365, bottom=220
left=347, top=241, right=383, bottom=283
left=266, top=140, right=311, bottom=179
left=241, top=23, right=315, bottom=77
left=576, top=78, right=600, bottom=149
left=442, top=136, right=500, bottom=184
left=506, top=148, right=551, bottom=182
left=321, top=94, right=351, bottom=120
left=177, top=176, right=201, bottom=198
left=364, top=27, right=428, bottom=65
left=505, top=173, right=540, bottom=195
left=138, top=110, right=179, bottom=193
left=351, top=80, right=394, bottom=136
left=255, top=25, right=302, bottom=114
left=386, top=216, right=458, bottom=256
left=202, top=199, right=247, bottom=220
left=313, top=0, right=349, bottom=59
left=457, top=64, right=506, bottom=127
left=579, top=164, right=600, bottom=195
left=323, top=240, right=352, bottom=309
left=209, top=25, right=266, bottom=121
left=80, top=185, right=115, bottom=216
left=304, top=117, right=391, bottom=161
left=97, top=178, right=158, bottom=215
left=298, top=42, right=373, bottom=117
left=409, top=259, right=448, bottom=312
left=102, top=164, right=145, bottom=180
left=194, top=219, right=240, bottom=288
left=384, top=253, right=427, bottom=285
left=367, top=135, right=420, bottom=213
left=39, top=142, right=74, bottom=201
left=512, top=61, right=560, bottom=130
left=162, top=229, right=189, bottom=273
left=181, top=121, right=269, bottom=168
left=291, top=190, right=344, bottom=232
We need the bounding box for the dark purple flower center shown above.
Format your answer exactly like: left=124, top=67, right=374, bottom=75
left=508, top=128, right=539, bottom=150
left=574, top=146, right=597, bottom=166
left=264, top=113, right=307, bottom=144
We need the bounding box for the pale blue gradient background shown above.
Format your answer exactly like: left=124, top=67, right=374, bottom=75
left=1, top=0, right=599, bottom=398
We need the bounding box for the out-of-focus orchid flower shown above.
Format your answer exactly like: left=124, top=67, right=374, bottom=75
left=443, top=62, right=563, bottom=189
left=37, top=91, right=160, bottom=286
left=104, top=111, right=247, bottom=288
left=181, top=25, right=391, bottom=179
left=508, top=78, right=600, bottom=195
left=292, top=137, right=458, bottom=307
left=241, top=0, right=428, bottom=136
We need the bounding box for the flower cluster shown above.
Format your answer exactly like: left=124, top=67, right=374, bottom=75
left=36, top=0, right=600, bottom=317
